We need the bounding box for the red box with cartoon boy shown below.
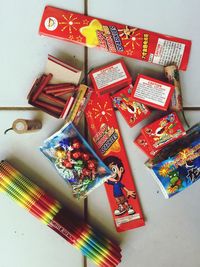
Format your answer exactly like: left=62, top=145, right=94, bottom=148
left=85, top=91, right=145, bottom=232
left=134, top=133, right=160, bottom=159
left=141, top=112, right=186, bottom=150
left=112, top=84, right=151, bottom=127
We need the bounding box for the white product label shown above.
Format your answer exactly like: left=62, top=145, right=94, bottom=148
left=152, top=38, right=185, bottom=67
left=93, top=63, right=127, bottom=89
left=115, top=213, right=141, bottom=226
left=134, top=78, right=171, bottom=107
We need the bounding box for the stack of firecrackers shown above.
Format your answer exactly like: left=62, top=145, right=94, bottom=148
left=27, top=54, right=92, bottom=125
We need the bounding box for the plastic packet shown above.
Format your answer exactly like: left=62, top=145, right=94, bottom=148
left=40, top=122, right=112, bottom=199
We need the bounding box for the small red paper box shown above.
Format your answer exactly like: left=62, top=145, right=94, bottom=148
left=141, top=112, right=186, bottom=150
left=27, top=55, right=91, bottom=124
left=85, top=91, right=145, bottom=232
left=131, top=74, right=175, bottom=111
left=90, top=59, right=132, bottom=95
left=112, top=84, right=150, bottom=127
left=134, top=134, right=160, bottom=159
left=39, top=6, right=191, bottom=70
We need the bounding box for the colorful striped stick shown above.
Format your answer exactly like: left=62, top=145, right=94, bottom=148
left=0, top=161, right=121, bottom=266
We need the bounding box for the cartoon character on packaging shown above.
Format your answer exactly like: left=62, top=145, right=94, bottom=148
left=169, top=170, right=182, bottom=187
left=145, top=113, right=176, bottom=143
left=113, top=95, right=142, bottom=123
left=104, top=156, right=136, bottom=216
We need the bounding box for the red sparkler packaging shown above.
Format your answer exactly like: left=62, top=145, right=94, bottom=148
left=131, top=74, right=175, bottom=111
left=112, top=84, right=151, bottom=127
left=141, top=112, right=186, bottom=150
left=134, top=134, right=160, bottom=159
left=85, top=91, right=145, bottom=232
left=89, top=59, right=132, bottom=95
left=39, top=6, right=191, bottom=70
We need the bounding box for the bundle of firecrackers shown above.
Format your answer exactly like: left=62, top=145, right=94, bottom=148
left=27, top=54, right=91, bottom=124
left=2, top=5, right=198, bottom=267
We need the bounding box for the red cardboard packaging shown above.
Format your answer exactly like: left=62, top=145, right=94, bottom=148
left=85, top=92, right=145, bottom=232
left=134, top=134, right=160, bottom=159
left=112, top=84, right=151, bottom=127
left=90, top=59, right=132, bottom=95
left=131, top=74, right=175, bottom=111
left=39, top=6, right=191, bottom=70
left=141, top=112, right=186, bottom=150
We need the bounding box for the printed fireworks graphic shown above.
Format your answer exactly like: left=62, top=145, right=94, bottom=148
left=59, top=14, right=80, bottom=33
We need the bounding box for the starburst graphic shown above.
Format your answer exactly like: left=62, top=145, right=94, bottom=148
left=179, top=149, right=191, bottom=160
left=158, top=163, right=171, bottom=177
left=92, top=101, right=113, bottom=122
left=76, top=36, right=83, bottom=42
left=68, top=35, right=74, bottom=40
left=88, top=99, right=93, bottom=106
left=59, top=14, right=80, bottom=33
left=126, top=49, right=134, bottom=56
left=118, top=26, right=142, bottom=50
left=83, top=19, right=89, bottom=25
left=123, top=32, right=142, bottom=49
left=86, top=111, right=92, bottom=118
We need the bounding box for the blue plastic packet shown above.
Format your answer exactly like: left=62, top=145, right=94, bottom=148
left=146, top=124, right=200, bottom=198
left=40, top=122, right=113, bottom=199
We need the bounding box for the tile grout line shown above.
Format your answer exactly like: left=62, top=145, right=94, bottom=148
left=0, top=107, right=38, bottom=110
left=83, top=1, right=88, bottom=267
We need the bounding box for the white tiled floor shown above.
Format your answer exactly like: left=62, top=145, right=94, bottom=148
left=1, top=1, right=200, bottom=267
left=0, top=0, right=84, bottom=107
left=0, top=111, right=84, bottom=267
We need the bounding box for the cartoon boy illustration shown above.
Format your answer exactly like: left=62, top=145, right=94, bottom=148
left=104, top=156, right=136, bottom=216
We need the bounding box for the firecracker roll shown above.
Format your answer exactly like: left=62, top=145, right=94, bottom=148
left=164, top=65, right=183, bottom=111
left=40, top=122, right=113, bottom=199
left=4, top=119, right=42, bottom=134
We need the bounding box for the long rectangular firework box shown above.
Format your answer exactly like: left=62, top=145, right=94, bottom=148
left=39, top=6, right=191, bottom=70
left=85, top=91, right=145, bottom=232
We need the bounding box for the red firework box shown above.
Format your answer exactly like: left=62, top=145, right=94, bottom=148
left=27, top=54, right=92, bottom=124
left=141, top=112, right=186, bottom=151
left=111, top=84, right=151, bottom=127
left=85, top=91, right=145, bottom=232
left=39, top=6, right=191, bottom=70
left=131, top=74, right=175, bottom=111
left=89, top=59, right=132, bottom=95
left=134, top=134, right=160, bottom=159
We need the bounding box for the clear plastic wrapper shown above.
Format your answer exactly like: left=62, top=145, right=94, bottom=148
left=40, top=122, right=112, bottom=199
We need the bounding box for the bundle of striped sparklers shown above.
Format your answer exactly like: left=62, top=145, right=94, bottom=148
left=0, top=161, right=122, bottom=267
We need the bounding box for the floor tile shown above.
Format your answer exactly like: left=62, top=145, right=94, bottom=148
left=86, top=111, right=200, bottom=267
left=0, top=0, right=84, bottom=107
left=0, top=110, right=84, bottom=267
